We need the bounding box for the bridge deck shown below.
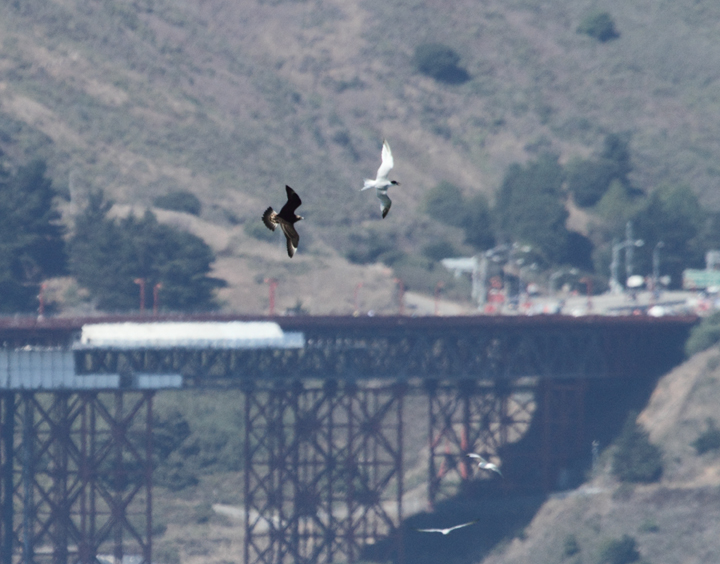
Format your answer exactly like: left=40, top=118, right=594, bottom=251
left=0, top=314, right=697, bottom=387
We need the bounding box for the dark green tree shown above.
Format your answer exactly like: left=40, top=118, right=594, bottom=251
left=601, top=133, right=632, bottom=180
left=494, top=154, right=586, bottom=266
left=568, top=133, right=633, bottom=208
left=577, top=12, right=620, bottom=42
left=0, top=158, right=66, bottom=312
left=566, top=158, right=620, bottom=207
left=69, top=190, right=226, bottom=312
left=413, top=43, right=470, bottom=84
left=629, top=184, right=705, bottom=288
left=422, top=181, right=464, bottom=225
left=612, top=412, right=663, bottom=483
left=422, top=182, right=495, bottom=251
left=598, top=535, right=640, bottom=564
left=463, top=193, right=496, bottom=250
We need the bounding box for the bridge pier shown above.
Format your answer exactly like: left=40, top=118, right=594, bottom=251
left=427, top=379, right=539, bottom=502
left=243, top=381, right=405, bottom=564
left=0, top=391, right=154, bottom=564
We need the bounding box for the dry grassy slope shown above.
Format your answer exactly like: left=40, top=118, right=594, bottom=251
left=2, top=0, right=720, bottom=312
left=481, top=347, right=720, bottom=564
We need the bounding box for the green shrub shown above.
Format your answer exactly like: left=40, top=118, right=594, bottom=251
left=421, top=182, right=495, bottom=251
left=413, top=43, right=470, bottom=84
left=153, top=190, right=202, bottom=216
left=422, top=240, right=459, bottom=262
left=567, top=158, right=619, bottom=207
left=612, top=412, right=663, bottom=483
left=692, top=418, right=720, bottom=454
left=685, top=312, right=720, bottom=357
left=598, top=535, right=640, bottom=564
left=422, top=181, right=465, bottom=225
left=577, top=12, right=620, bottom=42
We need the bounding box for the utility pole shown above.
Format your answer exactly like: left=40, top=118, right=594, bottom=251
left=625, top=221, right=635, bottom=281
left=134, top=278, right=146, bottom=312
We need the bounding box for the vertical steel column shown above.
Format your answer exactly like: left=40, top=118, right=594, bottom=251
left=243, top=382, right=404, bottom=564
left=1, top=393, right=15, bottom=564
left=540, top=379, right=587, bottom=491
left=427, top=381, right=537, bottom=503
left=113, top=392, right=124, bottom=564
left=78, top=393, right=90, bottom=564
left=22, top=393, right=34, bottom=564
left=53, top=393, right=69, bottom=564
left=145, top=393, right=153, bottom=564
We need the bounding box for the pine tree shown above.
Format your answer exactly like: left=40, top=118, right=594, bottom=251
left=0, top=158, right=66, bottom=312
left=69, top=190, right=226, bottom=312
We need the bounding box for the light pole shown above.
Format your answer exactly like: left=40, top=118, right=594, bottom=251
left=610, top=237, right=644, bottom=294
left=153, top=283, right=163, bottom=316
left=264, top=278, right=278, bottom=316
left=134, top=278, right=146, bottom=312
left=434, top=282, right=444, bottom=316
left=394, top=278, right=405, bottom=315
left=652, top=241, right=665, bottom=298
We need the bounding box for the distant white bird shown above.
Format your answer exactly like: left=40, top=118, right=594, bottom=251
left=416, top=519, right=479, bottom=535
left=361, top=139, right=400, bottom=218
left=468, top=453, right=503, bottom=477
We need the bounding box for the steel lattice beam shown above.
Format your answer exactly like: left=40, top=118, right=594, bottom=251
left=244, top=381, right=404, bottom=564
left=72, top=316, right=693, bottom=384
left=0, top=391, right=153, bottom=564
left=426, top=380, right=537, bottom=503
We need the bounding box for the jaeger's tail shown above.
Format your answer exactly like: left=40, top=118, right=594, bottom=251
left=262, top=207, right=276, bottom=231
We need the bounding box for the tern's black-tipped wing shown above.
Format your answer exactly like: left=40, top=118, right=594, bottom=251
left=376, top=190, right=392, bottom=218
left=279, top=185, right=302, bottom=220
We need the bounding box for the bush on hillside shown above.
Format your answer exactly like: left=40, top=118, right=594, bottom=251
left=612, top=412, right=663, bottom=483
left=685, top=311, right=720, bottom=357
left=577, top=12, right=620, bottom=42
left=421, top=182, right=495, bottom=251
left=413, top=43, right=470, bottom=84
left=153, top=190, right=202, bottom=216
left=567, top=158, right=619, bottom=207
left=598, top=535, right=641, bottom=564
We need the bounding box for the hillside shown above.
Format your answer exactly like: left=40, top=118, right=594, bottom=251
left=2, top=0, right=720, bottom=312
left=481, top=346, right=720, bottom=564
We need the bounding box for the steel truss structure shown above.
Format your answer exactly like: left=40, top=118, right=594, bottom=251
left=73, top=315, right=692, bottom=383
left=0, top=391, right=153, bottom=564
left=426, top=379, right=537, bottom=502
left=244, top=381, right=404, bottom=564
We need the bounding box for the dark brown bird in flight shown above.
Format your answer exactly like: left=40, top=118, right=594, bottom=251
left=262, top=185, right=303, bottom=258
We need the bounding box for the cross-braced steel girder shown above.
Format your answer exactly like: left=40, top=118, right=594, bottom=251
left=0, top=391, right=153, bottom=564
left=243, top=381, right=404, bottom=564
left=426, top=379, right=537, bottom=503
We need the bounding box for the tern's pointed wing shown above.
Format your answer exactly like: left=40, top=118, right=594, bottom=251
left=416, top=528, right=444, bottom=534
left=376, top=190, right=392, bottom=218
left=279, top=185, right=302, bottom=218
left=280, top=223, right=300, bottom=258
left=375, top=139, right=394, bottom=181
left=449, top=519, right=480, bottom=532
left=468, top=453, right=486, bottom=462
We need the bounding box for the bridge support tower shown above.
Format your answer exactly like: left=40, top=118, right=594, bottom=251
left=0, top=391, right=153, bottom=564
